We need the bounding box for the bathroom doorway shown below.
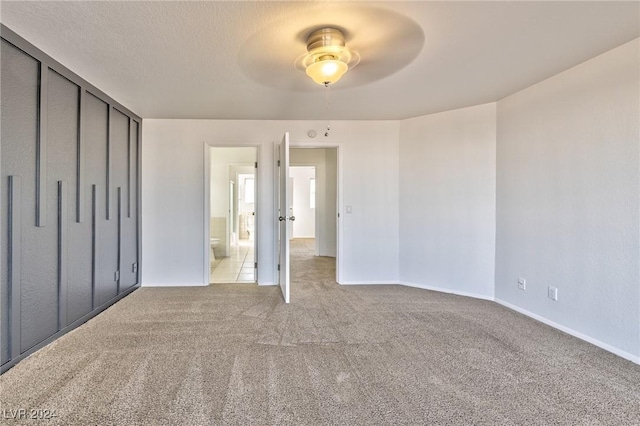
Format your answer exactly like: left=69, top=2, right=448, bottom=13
left=207, top=147, right=257, bottom=284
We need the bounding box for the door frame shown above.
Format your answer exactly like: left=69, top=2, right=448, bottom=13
left=203, top=143, right=260, bottom=285
left=288, top=143, right=343, bottom=284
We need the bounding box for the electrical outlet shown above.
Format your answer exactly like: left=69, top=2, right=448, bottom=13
left=518, top=277, right=526, bottom=290
left=548, top=286, right=558, bottom=301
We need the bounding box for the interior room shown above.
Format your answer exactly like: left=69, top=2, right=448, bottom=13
left=1, top=1, right=639, bottom=424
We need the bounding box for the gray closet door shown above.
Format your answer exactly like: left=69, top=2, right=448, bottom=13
left=2, top=28, right=142, bottom=371
left=85, top=93, right=117, bottom=307
left=47, top=70, right=93, bottom=325
left=119, top=117, right=138, bottom=291
left=0, top=40, right=39, bottom=364
left=0, top=41, right=58, bottom=354
left=0, top=40, right=14, bottom=365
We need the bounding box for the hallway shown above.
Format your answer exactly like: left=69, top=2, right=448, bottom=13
left=289, top=238, right=337, bottom=301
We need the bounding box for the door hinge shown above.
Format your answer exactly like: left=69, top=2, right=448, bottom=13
left=254, top=262, right=257, bottom=269
left=277, top=160, right=281, bottom=167
left=277, top=264, right=280, bottom=271
left=114, top=270, right=120, bottom=281
left=255, top=162, right=258, bottom=169
left=132, top=263, right=138, bottom=273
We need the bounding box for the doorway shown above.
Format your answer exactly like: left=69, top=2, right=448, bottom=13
left=208, top=147, right=257, bottom=284
left=290, top=148, right=338, bottom=261
left=275, top=136, right=340, bottom=303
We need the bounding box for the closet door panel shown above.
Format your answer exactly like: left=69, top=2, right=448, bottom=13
left=116, top=114, right=137, bottom=291
left=124, top=120, right=140, bottom=287
left=111, top=109, right=128, bottom=293
left=0, top=41, right=58, bottom=354
left=0, top=40, right=40, bottom=363
left=47, top=70, right=92, bottom=325
left=85, top=93, right=117, bottom=307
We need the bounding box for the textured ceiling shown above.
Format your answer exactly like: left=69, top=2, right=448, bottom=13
left=1, top=1, right=638, bottom=120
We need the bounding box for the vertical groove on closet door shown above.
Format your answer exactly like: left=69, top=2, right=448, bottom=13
left=106, top=106, right=112, bottom=221
left=57, top=181, right=67, bottom=329
left=117, top=187, right=122, bottom=294
left=91, top=184, right=98, bottom=310
left=77, top=89, right=86, bottom=223
left=36, top=63, right=49, bottom=227
left=8, top=176, right=22, bottom=358
left=127, top=118, right=132, bottom=218
left=136, top=121, right=141, bottom=284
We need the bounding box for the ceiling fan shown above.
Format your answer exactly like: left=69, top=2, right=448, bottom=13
left=237, top=3, right=425, bottom=91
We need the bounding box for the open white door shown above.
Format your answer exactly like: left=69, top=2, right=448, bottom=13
left=277, top=133, right=292, bottom=303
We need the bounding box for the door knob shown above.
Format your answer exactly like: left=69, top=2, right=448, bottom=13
left=279, top=216, right=286, bottom=221
left=289, top=216, right=295, bottom=221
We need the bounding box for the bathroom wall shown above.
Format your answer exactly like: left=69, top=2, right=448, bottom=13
left=1, top=27, right=141, bottom=372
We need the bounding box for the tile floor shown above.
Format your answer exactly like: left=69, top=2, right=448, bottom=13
left=210, top=239, right=255, bottom=284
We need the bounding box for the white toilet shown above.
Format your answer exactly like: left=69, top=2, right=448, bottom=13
left=210, top=237, right=220, bottom=260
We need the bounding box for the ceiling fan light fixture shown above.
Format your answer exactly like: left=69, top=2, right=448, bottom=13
left=305, top=58, right=349, bottom=85
left=299, top=27, right=359, bottom=86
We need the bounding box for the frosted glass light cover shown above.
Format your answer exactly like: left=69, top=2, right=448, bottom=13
left=305, top=59, right=349, bottom=85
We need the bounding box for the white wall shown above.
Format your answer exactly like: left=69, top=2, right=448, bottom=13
left=142, top=120, right=399, bottom=286
left=495, top=39, right=640, bottom=361
left=399, top=103, right=497, bottom=299
left=290, top=166, right=316, bottom=238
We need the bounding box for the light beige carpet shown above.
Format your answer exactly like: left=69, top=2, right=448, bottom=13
left=1, top=239, right=639, bottom=425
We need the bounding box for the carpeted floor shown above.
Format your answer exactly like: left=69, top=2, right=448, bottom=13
left=1, top=239, right=639, bottom=425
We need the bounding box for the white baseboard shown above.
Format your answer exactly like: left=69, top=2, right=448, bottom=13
left=400, top=281, right=495, bottom=301
left=495, top=299, right=640, bottom=365
left=338, top=281, right=399, bottom=285
left=141, top=282, right=208, bottom=287
left=143, top=281, right=278, bottom=287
